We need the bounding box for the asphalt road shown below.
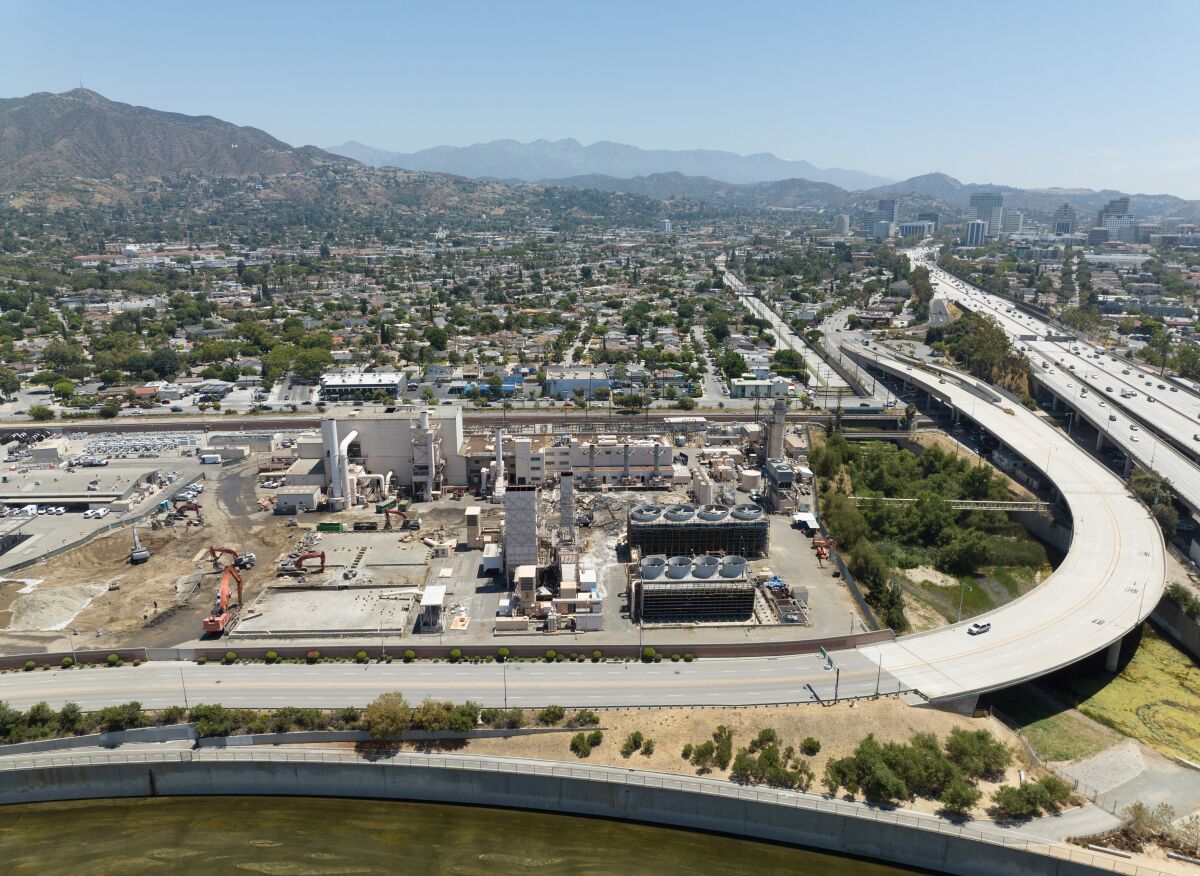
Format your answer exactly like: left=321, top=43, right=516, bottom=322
left=0, top=650, right=898, bottom=710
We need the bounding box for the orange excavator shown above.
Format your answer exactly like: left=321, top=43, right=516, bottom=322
left=209, top=545, right=256, bottom=570
left=174, top=500, right=203, bottom=522
left=382, top=508, right=406, bottom=529
left=277, top=550, right=326, bottom=576
left=202, top=566, right=244, bottom=634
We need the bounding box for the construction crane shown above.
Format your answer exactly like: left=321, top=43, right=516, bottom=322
left=209, top=545, right=256, bottom=570
left=128, top=526, right=150, bottom=565
left=202, top=566, right=244, bottom=634
left=277, top=550, right=326, bottom=576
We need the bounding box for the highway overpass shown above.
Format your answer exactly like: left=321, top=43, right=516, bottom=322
left=845, top=344, right=1166, bottom=705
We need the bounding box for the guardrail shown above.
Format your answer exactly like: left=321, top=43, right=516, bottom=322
left=0, top=747, right=1172, bottom=876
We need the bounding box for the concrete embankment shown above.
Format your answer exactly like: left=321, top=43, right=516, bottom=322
left=0, top=749, right=1142, bottom=876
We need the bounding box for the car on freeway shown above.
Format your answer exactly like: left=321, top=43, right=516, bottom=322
left=967, top=622, right=991, bottom=636
left=83, top=509, right=96, bottom=519
left=1131, top=435, right=1141, bottom=442
left=1147, top=396, right=1156, bottom=403
left=1131, top=424, right=1140, bottom=431
left=1109, top=414, right=1118, bottom=421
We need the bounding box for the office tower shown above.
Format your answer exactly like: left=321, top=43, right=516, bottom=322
left=968, top=192, right=1004, bottom=236
left=1001, top=210, right=1024, bottom=234
left=917, top=211, right=939, bottom=231
left=1052, top=203, right=1077, bottom=235
left=1097, top=196, right=1130, bottom=226
left=831, top=213, right=850, bottom=235
left=964, top=220, right=987, bottom=247
left=875, top=199, right=897, bottom=223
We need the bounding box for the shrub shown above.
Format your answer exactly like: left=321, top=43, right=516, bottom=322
left=748, top=728, right=778, bottom=753
left=682, top=743, right=694, bottom=760
left=591, top=650, right=602, bottom=661
left=537, top=705, right=565, bottom=725
left=189, top=703, right=236, bottom=738
left=361, top=693, right=412, bottom=739
left=106, top=654, right=121, bottom=667
left=356, top=651, right=369, bottom=664
left=671, top=654, right=680, bottom=662
left=196, top=656, right=207, bottom=665
left=496, top=647, right=510, bottom=662
left=223, top=651, right=237, bottom=664
left=544, top=650, right=556, bottom=662
left=566, top=709, right=599, bottom=728
left=621, top=731, right=645, bottom=757
left=264, top=651, right=279, bottom=664
left=941, top=776, right=983, bottom=814
left=58, top=702, right=83, bottom=734
left=570, top=732, right=593, bottom=757
left=96, top=701, right=146, bottom=733
left=157, top=705, right=188, bottom=725
left=305, top=650, right=320, bottom=664
left=403, top=649, right=416, bottom=663
left=944, top=728, right=1011, bottom=780
left=641, top=739, right=656, bottom=756
left=586, top=730, right=603, bottom=748
left=683, top=653, right=694, bottom=662
left=449, top=649, right=462, bottom=663
left=23, top=660, right=35, bottom=672
left=800, top=736, right=821, bottom=756
left=641, top=646, right=657, bottom=662
left=991, top=784, right=1045, bottom=821
left=713, top=725, right=733, bottom=770
left=484, top=708, right=525, bottom=729
left=60, top=656, right=74, bottom=669
left=1039, top=775, right=1072, bottom=809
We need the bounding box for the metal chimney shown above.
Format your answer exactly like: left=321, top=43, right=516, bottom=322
left=560, top=471, right=575, bottom=542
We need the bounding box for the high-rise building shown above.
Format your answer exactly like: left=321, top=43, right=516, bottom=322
left=964, top=220, right=988, bottom=247
left=658, top=218, right=672, bottom=233
left=872, top=219, right=895, bottom=240
left=875, top=199, right=897, bottom=223
left=1103, top=214, right=1136, bottom=243
left=1001, top=210, right=1024, bottom=234
left=968, top=192, right=1004, bottom=236
left=917, top=211, right=939, bottom=231
left=899, top=221, right=935, bottom=239
left=831, top=213, right=850, bottom=235
left=1097, top=196, right=1130, bottom=226
left=1052, top=203, right=1077, bottom=235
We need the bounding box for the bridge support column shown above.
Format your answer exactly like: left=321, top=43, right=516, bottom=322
left=1105, top=638, right=1122, bottom=673
left=1096, top=431, right=1105, bottom=452
left=1051, top=395, right=1061, bottom=413
left=1123, top=456, right=1134, bottom=477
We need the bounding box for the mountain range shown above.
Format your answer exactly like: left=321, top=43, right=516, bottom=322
left=1, top=89, right=1196, bottom=222
left=326, top=137, right=895, bottom=190
left=0, top=88, right=350, bottom=187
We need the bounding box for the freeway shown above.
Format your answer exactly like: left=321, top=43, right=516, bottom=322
left=0, top=650, right=897, bottom=711
left=847, top=344, right=1166, bottom=702
left=914, top=251, right=1200, bottom=513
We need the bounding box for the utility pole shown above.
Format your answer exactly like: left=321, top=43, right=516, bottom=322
left=957, top=581, right=972, bottom=623
left=180, top=666, right=189, bottom=710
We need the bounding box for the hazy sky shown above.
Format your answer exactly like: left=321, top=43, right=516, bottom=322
left=4, top=0, right=1199, bottom=196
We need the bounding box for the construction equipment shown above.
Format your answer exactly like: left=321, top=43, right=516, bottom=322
left=382, top=508, right=407, bottom=530
left=209, top=545, right=256, bottom=570
left=128, top=527, right=151, bottom=565
left=174, top=501, right=203, bottom=515
left=202, top=566, right=244, bottom=634
left=277, top=550, right=326, bottom=576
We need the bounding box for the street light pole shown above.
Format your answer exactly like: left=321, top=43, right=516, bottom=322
left=502, top=661, right=508, bottom=709
left=957, top=581, right=972, bottom=623
left=179, top=666, right=189, bottom=710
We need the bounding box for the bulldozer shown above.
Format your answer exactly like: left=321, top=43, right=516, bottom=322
left=277, top=550, right=325, bottom=576
left=209, top=545, right=256, bottom=571
left=202, top=566, right=244, bottom=635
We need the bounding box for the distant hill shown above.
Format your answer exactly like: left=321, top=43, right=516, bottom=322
left=545, top=172, right=849, bottom=210
left=872, top=173, right=1200, bottom=220
left=0, top=88, right=353, bottom=188
left=326, top=137, right=894, bottom=190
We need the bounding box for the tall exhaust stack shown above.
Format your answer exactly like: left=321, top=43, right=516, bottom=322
left=768, top=398, right=787, bottom=461
left=560, top=471, right=575, bottom=543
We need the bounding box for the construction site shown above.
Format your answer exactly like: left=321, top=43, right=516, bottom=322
left=0, top=406, right=877, bottom=654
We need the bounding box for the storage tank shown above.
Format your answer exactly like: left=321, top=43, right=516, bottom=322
left=732, top=503, right=764, bottom=521
left=697, top=503, right=729, bottom=521
left=692, top=555, right=719, bottom=579
left=664, top=504, right=696, bottom=522
left=740, top=469, right=762, bottom=492
left=630, top=504, right=663, bottom=523
left=720, top=555, right=748, bottom=579
left=695, top=479, right=715, bottom=504
left=666, top=556, right=692, bottom=579
left=640, top=556, right=666, bottom=580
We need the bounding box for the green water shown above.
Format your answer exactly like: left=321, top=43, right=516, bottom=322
left=0, top=796, right=920, bottom=875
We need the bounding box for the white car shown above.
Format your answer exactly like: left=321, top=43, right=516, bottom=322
left=83, top=509, right=96, bottom=519
left=96, top=508, right=110, bottom=519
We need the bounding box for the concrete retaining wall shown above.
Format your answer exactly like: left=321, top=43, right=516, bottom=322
left=1151, top=597, right=1200, bottom=661
left=0, top=723, right=197, bottom=755
left=0, top=750, right=1137, bottom=876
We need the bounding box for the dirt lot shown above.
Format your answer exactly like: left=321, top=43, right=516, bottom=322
left=357, top=698, right=1031, bottom=819
left=0, top=460, right=306, bottom=651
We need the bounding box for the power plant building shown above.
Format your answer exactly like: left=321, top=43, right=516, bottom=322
left=626, top=502, right=770, bottom=558
left=633, top=553, right=755, bottom=621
